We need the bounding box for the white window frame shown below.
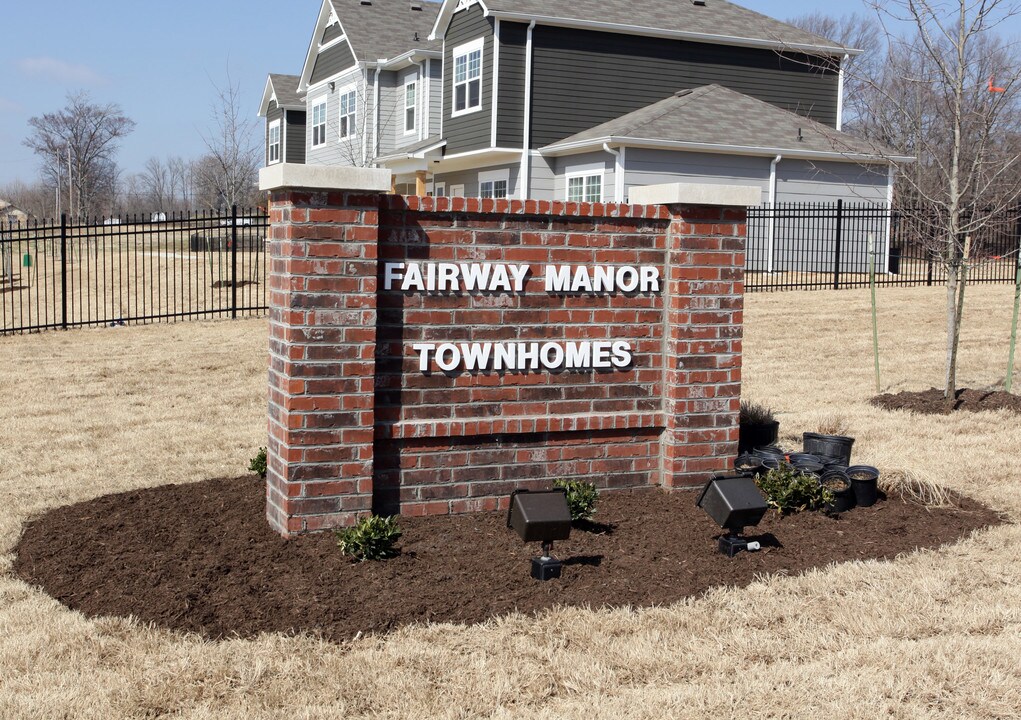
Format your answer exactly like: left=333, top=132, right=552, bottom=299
left=404, top=78, right=418, bottom=135
left=311, top=100, right=327, bottom=147
left=268, top=119, right=281, bottom=164
left=478, top=168, right=510, bottom=199
left=451, top=37, right=484, bottom=118
left=449, top=184, right=466, bottom=198
left=433, top=182, right=446, bottom=197
left=566, top=171, right=603, bottom=203
left=338, top=84, right=357, bottom=140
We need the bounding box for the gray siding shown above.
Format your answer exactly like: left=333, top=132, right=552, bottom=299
left=428, top=58, right=442, bottom=138
left=266, top=101, right=283, bottom=166
left=435, top=162, right=520, bottom=198
left=310, top=39, right=357, bottom=85
left=777, top=160, right=888, bottom=204
left=376, top=71, right=399, bottom=157
left=443, top=3, right=494, bottom=154
left=394, top=67, right=423, bottom=151
left=496, top=21, right=527, bottom=148
left=306, top=67, right=368, bottom=166
left=285, top=110, right=306, bottom=164
left=624, top=148, right=771, bottom=204
left=530, top=26, right=839, bottom=148
left=322, top=22, right=344, bottom=44
left=554, top=152, right=616, bottom=202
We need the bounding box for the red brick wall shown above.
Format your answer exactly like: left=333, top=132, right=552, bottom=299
left=267, top=192, right=744, bottom=536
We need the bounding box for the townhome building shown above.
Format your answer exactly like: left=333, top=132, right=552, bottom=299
left=259, top=0, right=906, bottom=205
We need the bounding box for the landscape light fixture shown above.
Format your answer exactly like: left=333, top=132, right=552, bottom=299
left=696, top=474, right=769, bottom=558
left=507, top=489, right=573, bottom=581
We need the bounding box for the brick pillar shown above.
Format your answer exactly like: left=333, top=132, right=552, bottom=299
left=660, top=202, right=747, bottom=489
left=261, top=165, right=391, bottom=536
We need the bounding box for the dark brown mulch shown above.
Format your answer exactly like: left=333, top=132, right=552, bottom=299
left=13, top=475, right=1002, bottom=643
left=872, top=387, right=1021, bottom=415
left=210, top=279, right=257, bottom=289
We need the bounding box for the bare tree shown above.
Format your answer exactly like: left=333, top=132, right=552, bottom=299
left=22, top=92, right=135, bottom=219
left=861, top=0, right=1021, bottom=400
left=196, top=72, right=260, bottom=209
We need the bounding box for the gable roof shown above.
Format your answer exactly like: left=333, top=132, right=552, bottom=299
left=541, top=85, right=910, bottom=163
left=332, top=0, right=442, bottom=61
left=259, top=74, right=304, bottom=117
left=431, top=0, right=855, bottom=56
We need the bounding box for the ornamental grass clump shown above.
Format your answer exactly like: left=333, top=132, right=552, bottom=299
left=739, top=400, right=776, bottom=425
left=337, top=515, right=402, bottom=561
left=755, top=465, right=833, bottom=515
left=553, top=479, right=599, bottom=521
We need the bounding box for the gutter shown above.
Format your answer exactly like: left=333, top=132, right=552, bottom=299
left=372, top=66, right=381, bottom=159
left=484, top=11, right=862, bottom=57
left=541, top=136, right=915, bottom=164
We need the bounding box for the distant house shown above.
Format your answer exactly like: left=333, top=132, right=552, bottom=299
left=0, top=199, right=29, bottom=227
left=259, top=0, right=906, bottom=205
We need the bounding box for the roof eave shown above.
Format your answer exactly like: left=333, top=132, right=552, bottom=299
left=429, top=0, right=491, bottom=41
left=541, top=136, right=912, bottom=164
left=485, top=11, right=860, bottom=56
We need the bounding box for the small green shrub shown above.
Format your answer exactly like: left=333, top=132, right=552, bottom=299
left=553, top=479, right=598, bottom=521
left=249, top=447, right=267, bottom=479
left=337, top=515, right=402, bottom=561
left=755, top=465, right=832, bottom=515
left=739, top=400, right=776, bottom=425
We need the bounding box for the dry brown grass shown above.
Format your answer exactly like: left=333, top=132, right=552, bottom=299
left=3, top=285, right=1021, bottom=719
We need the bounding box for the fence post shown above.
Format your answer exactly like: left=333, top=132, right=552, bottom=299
left=60, top=213, right=68, bottom=330
left=231, top=204, right=238, bottom=320
left=832, top=199, right=843, bottom=290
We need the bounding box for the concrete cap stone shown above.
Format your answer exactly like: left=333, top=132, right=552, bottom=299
left=259, top=164, right=393, bottom=192
left=629, top=182, right=762, bottom=207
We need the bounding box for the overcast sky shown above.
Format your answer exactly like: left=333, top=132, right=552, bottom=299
left=2, top=0, right=1020, bottom=188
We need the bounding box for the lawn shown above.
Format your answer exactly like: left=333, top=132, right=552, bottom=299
left=1, top=285, right=1020, bottom=719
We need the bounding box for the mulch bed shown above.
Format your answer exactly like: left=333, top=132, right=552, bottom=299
left=14, top=475, right=1002, bottom=643
left=872, top=388, right=1021, bottom=415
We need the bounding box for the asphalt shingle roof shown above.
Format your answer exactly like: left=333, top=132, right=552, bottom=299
left=332, top=0, right=442, bottom=61
left=268, top=74, right=304, bottom=107
left=543, top=85, right=899, bottom=158
left=482, top=0, right=846, bottom=52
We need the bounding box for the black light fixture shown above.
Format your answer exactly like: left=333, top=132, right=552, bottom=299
left=507, top=489, right=572, bottom=580
left=696, top=474, right=769, bottom=558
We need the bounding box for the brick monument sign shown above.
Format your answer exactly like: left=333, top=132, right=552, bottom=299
left=261, top=165, right=754, bottom=536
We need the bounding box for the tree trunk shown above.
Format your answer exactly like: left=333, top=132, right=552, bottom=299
left=945, top=236, right=972, bottom=409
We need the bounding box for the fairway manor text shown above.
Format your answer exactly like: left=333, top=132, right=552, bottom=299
left=266, top=191, right=746, bottom=536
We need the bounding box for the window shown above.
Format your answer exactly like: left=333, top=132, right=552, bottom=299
left=339, top=89, right=357, bottom=139
left=452, top=38, right=483, bottom=116
left=311, top=101, right=327, bottom=147
left=567, top=173, right=602, bottom=202
left=268, top=120, right=281, bottom=164
left=480, top=180, right=507, bottom=199
left=404, top=80, right=417, bottom=134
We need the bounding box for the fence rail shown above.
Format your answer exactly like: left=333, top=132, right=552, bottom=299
left=0, top=207, right=268, bottom=334
left=746, top=201, right=1021, bottom=292
left=4, top=202, right=1020, bottom=335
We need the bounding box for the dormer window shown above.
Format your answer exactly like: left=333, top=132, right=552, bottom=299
left=452, top=38, right=483, bottom=117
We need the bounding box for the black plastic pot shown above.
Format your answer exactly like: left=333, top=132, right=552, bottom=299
left=794, top=461, right=825, bottom=477
left=760, top=457, right=790, bottom=471
left=821, top=470, right=855, bottom=513
left=752, top=445, right=786, bottom=460
left=739, top=420, right=779, bottom=454
left=820, top=456, right=849, bottom=470
left=789, top=452, right=821, bottom=465
left=803, top=432, right=855, bottom=466
left=734, top=453, right=765, bottom=475
left=846, top=465, right=880, bottom=507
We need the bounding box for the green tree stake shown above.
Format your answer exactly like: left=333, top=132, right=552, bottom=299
left=869, top=233, right=881, bottom=394
left=1007, top=242, right=1021, bottom=393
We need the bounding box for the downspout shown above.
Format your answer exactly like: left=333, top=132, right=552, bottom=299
left=361, top=67, right=369, bottom=166
left=836, top=54, right=849, bottom=131
left=519, top=19, right=536, bottom=201
left=372, top=65, right=381, bottom=161
left=603, top=142, right=623, bottom=203
left=884, top=164, right=897, bottom=274
left=768, top=154, right=782, bottom=273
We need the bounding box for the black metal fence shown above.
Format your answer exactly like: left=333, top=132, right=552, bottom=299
left=0, top=207, right=268, bottom=334
left=746, top=201, right=1021, bottom=291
